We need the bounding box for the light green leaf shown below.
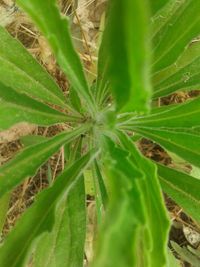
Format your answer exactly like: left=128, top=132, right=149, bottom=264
left=171, top=242, right=200, bottom=267
left=0, top=26, right=66, bottom=108
left=167, top=249, right=181, bottom=267
left=33, top=177, right=86, bottom=267
left=16, top=0, right=96, bottom=114
left=0, top=83, right=78, bottom=130
left=151, top=0, right=184, bottom=39
left=20, top=135, right=48, bottom=147
left=0, top=150, right=97, bottom=267
left=118, top=132, right=170, bottom=267
left=0, top=125, right=89, bottom=197
left=98, top=0, right=151, bottom=112
left=91, top=138, right=145, bottom=267
left=33, top=137, right=87, bottom=267
left=153, top=41, right=200, bottom=98
left=128, top=97, right=200, bottom=128
left=133, top=127, right=200, bottom=169
left=158, top=164, right=200, bottom=223
left=152, top=0, right=200, bottom=73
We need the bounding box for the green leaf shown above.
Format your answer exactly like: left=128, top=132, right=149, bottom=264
left=33, top=136, right=87, bottom=266
left=0, top=26, right=66, bottom=108
left=20, top=135, right=48, bottom=147
left=133, top=127, right=200, bottom=169
left=118, top=132, right=170, bottom=267
left=0, top=150, right=97, bottom=267
left=99, top=0, right=151, bottom=112
left=128, top=97, right=200, bottom=128
left=158, top=164, right=200, bottom=223
left=167, top=249, right=181, bottom=267
left=152, top=0, right=200, bottom=73
left=150, top=0, right=169, bottom=15
left=94, top=160, right=108, bottom=209
left=16, top=0, right=96, bottom=114
left=69, top=86, right=82, bottom=113
left=153, top=41, right=200, bottom=98
left=92, top=138, right=145, bottom=267
left=32, top=177, right=86, bottom=267
left=151, top=0, right=184, bottom=39
left=0, top=193, right=10, bottom=234
left=0, top=125, right=89, bottom=197
left=171, top=242, right=200, bottom=267
left=0, top=83, right=78, bottom=130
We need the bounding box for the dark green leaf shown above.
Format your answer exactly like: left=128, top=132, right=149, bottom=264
left=158, top=164, right=200, bottom=223
left=94, top=160, right=108, bottom=209
left=0, top=150, right=97, bottom=267
left=0, top=26, right=66, bottom=108
left=150, top=0, right=169, bottom=15
left=0, top=125, right=89, bottom=197
left=98, top=0, right=151, bottom=112
left=16, top=0, right=96, bottom=114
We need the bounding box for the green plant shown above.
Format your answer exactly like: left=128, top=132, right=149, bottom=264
left=0, top=0, right=200, bottom=266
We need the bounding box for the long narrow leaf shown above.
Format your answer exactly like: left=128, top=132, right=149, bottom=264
left=118, top=131, right=170, bottom=267
left=98, top=0, right=151, bottom=112
left=133, top=127, right=200, bottom=169
left=92, top=138, right=145, bottom=267
left=0, top=125, right=89, bottom=197
left=16, top=0, right=95, bottom=114
left=0, top=150, right=97, bottom=267
left=0, top=83, right=78, bottom=130
left=32, top=176, right=86, bottom=267
left=32, top=137, right=86, bottom=267
left=153, top=41, right=200, bottom=98
left=128, top=97, right=200, bottom=128
left=152, top=0, right=200, bottom=73
left=158, top=164, right=200, bottom=223
left=0, top=26, right=66, bottom=108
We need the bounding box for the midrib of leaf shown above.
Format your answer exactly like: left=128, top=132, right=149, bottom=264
left=134, top=128, right=200, bottom=159
left=152, top=2, right=199, bottom=71
left=159, top=176, right=200, bottom=205
left=0, top=55, right=65, bottom=107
